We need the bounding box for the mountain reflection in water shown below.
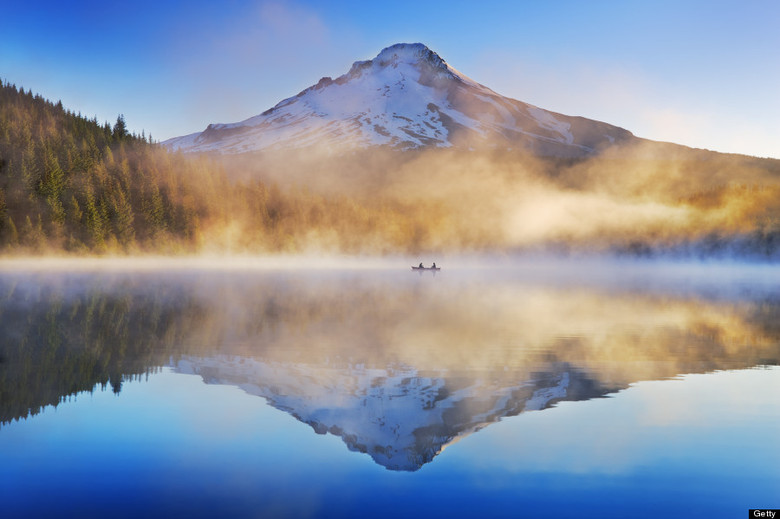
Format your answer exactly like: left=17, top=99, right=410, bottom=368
left=1, top=262, right=779, bottom=471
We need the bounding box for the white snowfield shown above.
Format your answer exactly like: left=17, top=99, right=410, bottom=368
left=173, top=354, right=584, bottom=471
left=163, top=43, right=633, bottom=155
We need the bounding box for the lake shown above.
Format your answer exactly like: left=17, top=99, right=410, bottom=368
left=0, top=258, right=778, bottom=518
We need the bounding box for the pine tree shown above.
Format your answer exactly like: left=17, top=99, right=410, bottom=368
left=68, top=195, right=83, bottom=225
left=41, top=146, right=66, bottom=224
left=112, top=114, right=127, bottom=141
left=143, top=183, right=166, bottom=235
left=85, top=186, right=107, bottom=249
left=110, top=188, right=135, bottom=247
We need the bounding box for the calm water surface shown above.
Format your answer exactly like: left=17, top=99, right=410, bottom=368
left=0, top=259, right=778, bottom=518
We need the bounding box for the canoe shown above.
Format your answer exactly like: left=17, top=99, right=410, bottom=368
left=411, top=266, right=441, bottom=271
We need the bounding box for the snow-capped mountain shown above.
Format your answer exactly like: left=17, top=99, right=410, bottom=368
left=164, top=43, right=635, bottom=155
left=173, top=355, right=614, bottom=471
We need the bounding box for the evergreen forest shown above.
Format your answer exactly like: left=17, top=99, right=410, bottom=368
left=2, top=79, right=780, bottom=258
left=0, top=80, right=443, bottom=255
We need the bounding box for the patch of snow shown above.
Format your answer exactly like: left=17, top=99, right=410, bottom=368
left=162, top=131, right=202, bottom=151
left=527, top=105, right=574, bottom=145
left=524, top=372, right=570, bottom=411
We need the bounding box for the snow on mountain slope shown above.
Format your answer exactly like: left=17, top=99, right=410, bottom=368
left=163, top=43, right=634, bottom=155
left=172, top=355, right=607, bottom=471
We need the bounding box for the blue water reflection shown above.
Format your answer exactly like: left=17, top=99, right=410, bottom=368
left=2, top=367, right=777, bottom=518
left=0, top=262, right=778, bottom=518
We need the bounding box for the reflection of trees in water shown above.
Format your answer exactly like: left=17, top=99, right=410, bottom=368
left=1, top=270, right=779, bottom=429
left=0, top=275, right=210, bottom=425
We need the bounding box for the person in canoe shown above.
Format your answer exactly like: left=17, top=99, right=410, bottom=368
left=432, top=262, right=436, bottom=268
left=419, top=262, right=424, bottom=268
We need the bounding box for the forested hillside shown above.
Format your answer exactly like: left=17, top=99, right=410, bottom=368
left=0, top=80, right=204, bottom=252
left=2, top=80, right=780, bottom=258
left=0, top=81, right=442, bottom=254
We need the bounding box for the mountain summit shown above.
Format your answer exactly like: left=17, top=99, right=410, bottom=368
left=164, top=43, right=635, bottom=155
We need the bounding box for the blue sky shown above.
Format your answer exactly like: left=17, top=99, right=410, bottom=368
left=3, top=0, right=778, bottom=158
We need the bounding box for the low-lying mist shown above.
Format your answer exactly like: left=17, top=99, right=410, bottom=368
left=3, top=79, right=779, bottom=259
left=212, top=140, right=780, bottom=258
left=3, top=262, right=779, bottom=426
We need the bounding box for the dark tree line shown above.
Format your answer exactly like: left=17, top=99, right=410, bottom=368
left=0, top=80, right=199, bottom=252
left=0, top=275, right=210, bottom=425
